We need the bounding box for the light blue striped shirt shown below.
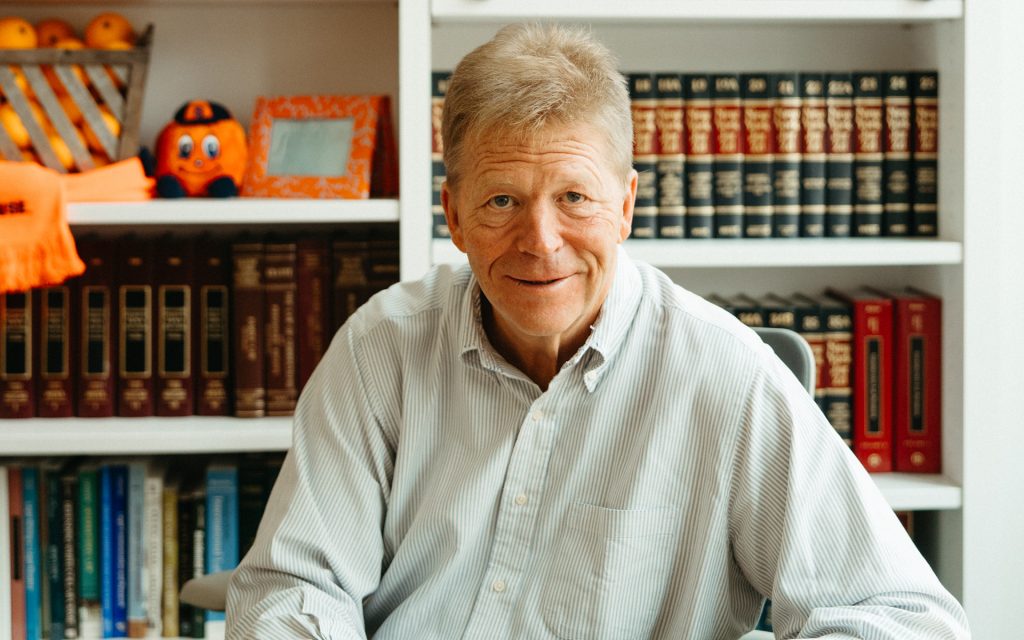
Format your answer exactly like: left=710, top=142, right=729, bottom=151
left=227, top=250, right=969, bottom=639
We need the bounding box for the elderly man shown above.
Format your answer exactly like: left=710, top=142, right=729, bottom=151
left=226, top=24, right=970, bottom=639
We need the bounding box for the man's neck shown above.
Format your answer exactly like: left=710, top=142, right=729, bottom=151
left=482, top=303, right=589, bottom=391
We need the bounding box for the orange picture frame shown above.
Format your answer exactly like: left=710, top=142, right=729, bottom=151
left=241, top=95, right=397, bottom=199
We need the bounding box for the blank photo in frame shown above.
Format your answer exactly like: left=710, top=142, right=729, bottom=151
left=241, top=95, right=397, bottom=199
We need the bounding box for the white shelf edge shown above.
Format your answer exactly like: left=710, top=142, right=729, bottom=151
left=0, top=419, right=963, bottom=510
left=68, top=198, right=400, bottom=225
left=432, top=238, right=963, bottom=268
left=431, top=0, right=963, bottom=23
left=0, top=417, right=292, bottom=455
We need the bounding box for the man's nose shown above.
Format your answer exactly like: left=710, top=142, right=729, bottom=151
left=516, top=200, right=563, bottom=256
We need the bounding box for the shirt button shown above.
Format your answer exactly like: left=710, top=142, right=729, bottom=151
left=514, top=494, right=528, bottom=506
left=492, top=579, right=506, bottom=593
left=531, top=410, right=544, bottom=422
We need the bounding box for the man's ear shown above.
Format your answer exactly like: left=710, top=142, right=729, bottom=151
left=619, top=169, right=638, bottom=243
left=441, top=180, right=467, bottom=253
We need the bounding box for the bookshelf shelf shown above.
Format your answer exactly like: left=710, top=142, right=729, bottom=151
left=68, top=198, right=400, bottom=226
left=431, top=0, right=963, bottom=23
left=2, top=417, right=293, bottom=455
left=432, top=238, right=964, bottom=268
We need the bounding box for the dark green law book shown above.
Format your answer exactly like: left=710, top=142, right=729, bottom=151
left=772, top=73, right=802, bottom=238
left=655, top=73, right=685, bottom=239
left=852, top=72, right=884, bottom=237
left=712, top=74, right=744, bottom=238
left=740, top=73, right=775, bottom=238
left=684, top=74, right=714, bottom=238
left=791, top=293, right=827, bottom=408
left=758, top=293, right=797, bottom=330
left=799, top=73, right=827, bottom=238
left=629, top=72, right=659, bottom=239
left=882, top=72, right=912, bottom=236
left=729, top=293, right=765, bottom=328
left=911, top=71, right=939, bottom=236
left=810, top=293, right=854, bottom=446
left=825, top=73, right=854, bottom=237
left=59, top=472, right=78, bottom=639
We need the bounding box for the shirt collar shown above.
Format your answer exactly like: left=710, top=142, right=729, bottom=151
left=457, top=245, right=643, bottom=391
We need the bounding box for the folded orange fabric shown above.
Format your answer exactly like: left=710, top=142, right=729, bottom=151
left=61, top=157, right=155, bottom=203
left=0, top=161, right=85, bottom=294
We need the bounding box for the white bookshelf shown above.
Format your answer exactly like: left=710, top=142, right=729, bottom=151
left=68, top=198, right=400, bottom=226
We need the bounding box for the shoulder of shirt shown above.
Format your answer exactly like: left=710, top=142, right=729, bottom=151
left=631, top=260, right=772, bottom=365
left=338, top=262, right=472, bottom=346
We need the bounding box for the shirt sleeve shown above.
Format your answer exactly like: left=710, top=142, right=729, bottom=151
left=727, top=345, right=971, bottom=640
left=225, top=323, right=395, bottom=639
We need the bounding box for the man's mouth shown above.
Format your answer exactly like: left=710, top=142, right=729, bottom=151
left=512, top=275, right=568, bottom=286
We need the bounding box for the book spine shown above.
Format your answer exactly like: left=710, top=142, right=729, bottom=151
left=296, top=239, right=330, bottom=392
left=911, top=71, right=939, bottom=236
left=118, top=242, right=154, bottom=417
left=23, top=467, right=42, bottom=640
left=655, top=73, right=685, bottom=239
left=10, top=467, right=27, bottom=640
left=190, top=492, right=206, bottom=638
left=38, top=286, right=74, bottom=418
left=772, top=73, right=802, bottom=238
left=331, top=238, right=372, bottom=332
left=231, top=242, right=266, bottom=418
left=629, top=72, right=659, bottom=239
left=127, top=464, right=146, bottom=638
left=264, top=243, right=299, bottom=417
left=76, top=468, right=100, bottom=638
left=176, top=489, right=195, bottom=638
left=711, top=73, right=744, bottom=238
left=161, top=485, right=179, bottom=638
left=0, top=467, right=11, bottom=640
left=792, top=296, right=827, bottom=412
left=39, top=468, right=50, bottom=640
left=143, top=471, right=163, bottom=637
left=205, top=466, right=239, bottom=625
left=1, top=291, right=34, bottom=418
left=799, top=73, right=827, bottom=238
left=821, top=298, right=854, bottom=446
left=45, top=470, right=64, bottom=640
left=852, top=72, right=884, bottom=237
left=740, top=73, right=775, bottom=238
left=195, top=241, right=231, bottom=416
left=76, top=240, right=117, bottom=418
left=894, top=294, right=942, bottom=472
left=113, top=467, right=128, bottom=637
left=730, top=294, right=765, bottom=328
left=882, top=72, right=912, bottom=236
left=156, top=241, right=195, bottom=417
left=431, top=71, right=451, bottom=239
left=825, top=73, right=855, bottom=237
left=238, top=456, right=269, bottom=560
left=60, top=473, right=78, bottom=640
left=846, top=294, right=895, bottom=472
left=683, top=74, right=714, bottom=239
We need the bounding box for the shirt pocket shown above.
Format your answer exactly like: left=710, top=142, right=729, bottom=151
left=540, top=502, right=680, bottom=640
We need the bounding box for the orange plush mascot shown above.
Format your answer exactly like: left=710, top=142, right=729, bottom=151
left=155, top=100, right=247, bottom=197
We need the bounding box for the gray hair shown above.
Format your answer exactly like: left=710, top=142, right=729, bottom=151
left=441, top=23, right=633, bottom=186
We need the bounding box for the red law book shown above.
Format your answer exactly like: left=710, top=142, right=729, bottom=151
left=828, top=287, right=893, bottom=472
left=883, top=288, right=942, bottom=473
left=75, top=238, right=117, bottom=417
left=264, top=241, right=298, bottom=416
left=296, top=238, right=330, bottom=391
left=117, top=238, right=155, bottom=416
left=155, top=239, right=195, bottom=416
left=0, top=290, right=34, bottom=418
left=232, top=241, right=266, bottom=417
left=36, top=285, right=74, bottom=417
left=194, top=238, right=231, bottom=416
left=9, top=466, right=27, bottom=640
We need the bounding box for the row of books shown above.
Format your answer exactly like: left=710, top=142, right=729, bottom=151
left=1, top=454, right=283, bottom=640
left=711, top=287, right=942, bottom=474
left=430, top=70, right=939, bottom=241
left=0, top=233, right=399, bottom=420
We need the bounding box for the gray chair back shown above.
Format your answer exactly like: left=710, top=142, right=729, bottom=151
left=752, top=326, right=815, bottom=395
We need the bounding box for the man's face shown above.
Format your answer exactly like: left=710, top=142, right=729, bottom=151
left=442, top=122, right=637, bottom=355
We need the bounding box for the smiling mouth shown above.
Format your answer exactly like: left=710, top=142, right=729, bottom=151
left=512, top=276, right=567, bottom=286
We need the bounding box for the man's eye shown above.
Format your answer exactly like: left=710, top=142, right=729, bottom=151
left=489, top=195, right=513, bottom=208
left=564, top=191, right=585, bottom=203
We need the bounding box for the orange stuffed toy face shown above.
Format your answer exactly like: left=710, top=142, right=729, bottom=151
left=155, top=100, right=247, bottom=198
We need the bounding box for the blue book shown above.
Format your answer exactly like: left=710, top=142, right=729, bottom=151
left=22, top=466, right=42, bottom=640
left=127, top=463, right=146, bottom=636
left=205, top=465, right=239, bottom=625
left=101, top=465, right=128, bottom=638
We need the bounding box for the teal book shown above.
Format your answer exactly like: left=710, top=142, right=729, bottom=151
left=78, top=466, right=102, bottom=636
left=45, top=469, right=65, bottom=639
left=204, top=464, right=239, bottom=625
left=23, top=466, right=42, bottom=640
